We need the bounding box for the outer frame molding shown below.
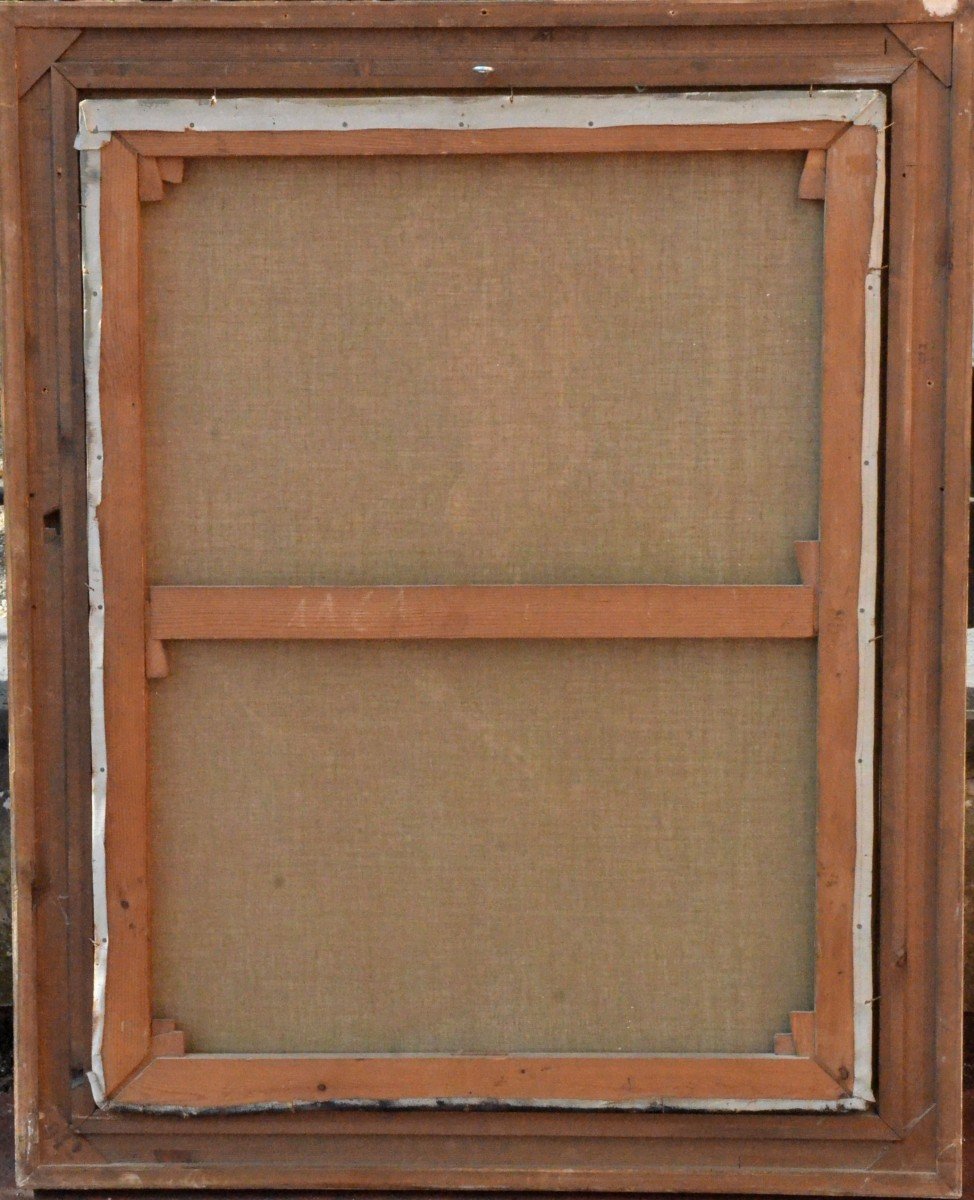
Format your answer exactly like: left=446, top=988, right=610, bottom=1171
left=1, top=7, right=968, bottom=1195
left=3, top=1, right=967, bottom=26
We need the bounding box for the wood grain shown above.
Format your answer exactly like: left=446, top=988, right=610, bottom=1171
left=886, top=22, right=953, bottom=86
left=96, top=136, right=152, bottom=1096
left=136, top=154, right=163, bottom=203
left=798, top=148, right=827, bottom=200
left=14, top=27, right=79, bottom=97
left=121, top=123, right=844, bottom=159
left=794, top=541, right=821, bottom=588
left=790, top=1011, right=817, bottom=1059
left=148, top=584, right=818, bottom=643
left=156, top=156, right=183, bottom=184
left=50, top=60, right=95, bottom=1097
left=879, top=62, right=951, bottom=1141
left=17, top=65, right=81, bottom=1150
left=813, top=122, right=876, bottom=1095
left=53, top=23, right=915, bottom=91
left=112, top=1052, right=848, bottom=1110
left=0, top=15, right=41, bottom=1178
left=935, top=17, right=972, bottom=1192
left=144, top=636, right=169, bottom=680
left=5, top=10, right=967, bottom=1192
left=9, top=1, right=958, bottom=28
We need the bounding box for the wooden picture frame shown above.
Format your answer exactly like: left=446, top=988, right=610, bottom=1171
left=1, top=2, right=970, bottom=1194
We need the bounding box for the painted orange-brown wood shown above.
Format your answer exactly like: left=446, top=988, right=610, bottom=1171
left=135, top=152, right=184, bottom=202
left=813, top=123, right=877, bottom=1092
left=149, top=1029, right=186, bottom=1058
left=136, top=154, right=163, bottom=203
left=773, top=1012, right=816, bottom=1058
left=72, top=1099, right=899, bottom=1142
left=798, top=148, right=827, bottom=199
left=111, top=1053, right=848, bottom=1110
left=773, top=1033, right=797, bottom=1056
left=156, top=156, right=183, bottom=184
left=20, top=65, right=77, bottom=1142
left=120, top=122, right=845, bottom=161
left=106, top=109, right=853, bottom=1121
left=144, top=636, right=168, bottom=680
left=51, top=61, right=96, bottom=1092
left=146, top=584, right=818, bottom=644
left=96, top=136, right=152, bottom=1097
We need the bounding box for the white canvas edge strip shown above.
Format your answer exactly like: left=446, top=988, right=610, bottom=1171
left=79, top=89, right=882, bottom=1114
left=76, top=89, right=884, bottom=147
left=850, top=92, right=885, bottom=1106
left=80, top=145, right=108, bottom=1107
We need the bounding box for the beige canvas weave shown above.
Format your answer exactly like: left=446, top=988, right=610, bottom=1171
left=142, top=152, right=823, bottom=586
left=150, top=640, right=817, bottom=1054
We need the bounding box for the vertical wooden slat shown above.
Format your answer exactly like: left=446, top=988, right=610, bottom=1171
left=20, top=69, right=75, bottom=1145
left=14, top=28, right=81, bottom=98
left=879, top=61, right=951, bottom=1137
left=97, top=136, right=151, bottom=1095
left=935, top=17, right=973, bottom=1191
left=119, top=123, right=844, bottom=157
left=0, top=14, right=41, bottom=1177
left=50, top=63, right=95, bottom=1090
left=112, top=1053, right=849, bottom=1110
left=813, top=123, right=877, bottom=1091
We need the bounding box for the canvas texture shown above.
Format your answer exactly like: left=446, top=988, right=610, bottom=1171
left=142, top=151, right=823, bottom=586
left=142, top=149, right=823, bottom=1054
left=150, top=640, right=817, bottom=1054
